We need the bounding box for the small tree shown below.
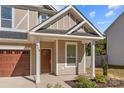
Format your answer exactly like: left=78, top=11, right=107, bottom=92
left=101, top=56, right=108, bottom=77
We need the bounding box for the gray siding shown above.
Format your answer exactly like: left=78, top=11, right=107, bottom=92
left=107, top=13, right=124, bottom=66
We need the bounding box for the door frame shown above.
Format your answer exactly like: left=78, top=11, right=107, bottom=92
left=41, top=48, right=52, bottom=73
left=0, top=45, right=32, bottom=76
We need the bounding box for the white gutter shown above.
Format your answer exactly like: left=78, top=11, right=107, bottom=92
left=30, top=32, right=104, bottom=40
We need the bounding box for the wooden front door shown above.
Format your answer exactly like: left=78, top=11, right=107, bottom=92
left=0, top=50, right=30, bottom=77
left=41, top=49, right=51, bottom=73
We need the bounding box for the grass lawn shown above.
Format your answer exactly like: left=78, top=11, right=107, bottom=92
left=96, top=65, right=124, bottom=79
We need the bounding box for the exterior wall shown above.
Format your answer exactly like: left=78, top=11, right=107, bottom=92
left=48, top=13, right=77, bottom=30
left=0, top=40, right=85, bottom=76
left=58, top=40, right=84, bottom=75
left=107, top=13, right=124, bottom=66
left=77, top=27, right=85, bottom=32
left=14, top=8, right=38, bottom=30
left=29, top=10, right=38, bottom=30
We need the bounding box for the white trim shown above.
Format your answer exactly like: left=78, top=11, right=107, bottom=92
left=12, top=7, right=14, bottom=28
left=91, top=41, right=95, bottom=77
left=65, top=42, right=78, bottom=68
left=30, top=32, right=104, bottom=40
left=36, top=11, right=39, bottom=25
left=62, top=16, right=64, bottom=29
left=0, top=6, right=1, bottom=27
left=49, top=5, right=57, bottom=12
left=36, top=41, right=41, bottom=83
left=0, top=27, right=28, bottom=32
left=83, top=44, right=86, bottom=73
left=0, top=38, right=28, bottom=42
left=66, top=21, right=86, bottom=34
left=0, top=45, right=26, bottom=50
left=68, top=13, right=70, bottom=28
left=0, top=45, right=32, bottom=76
left=27, top=10, right=30, bottom=30
left=15, top=11, right=28, bottom=29
left=56, top=40, right=59, bottom=75
left=41, top=48, right=52, bottom=73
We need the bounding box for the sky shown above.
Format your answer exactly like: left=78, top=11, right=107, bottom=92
left=53, top=5, right=124, bottom=33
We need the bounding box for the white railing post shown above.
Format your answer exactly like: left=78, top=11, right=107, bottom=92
left=36, top=41, right=41, bottom=83
left=56, top=40, right=59, bottom=75
left=83, top=43, right=86, bottom=73
left=91, top=41, right=95, bottom=77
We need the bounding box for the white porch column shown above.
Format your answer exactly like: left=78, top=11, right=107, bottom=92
left=56, top=40, right=59, bottom=75
left=83, top=43, right=86, bottom=73
left=91, top=41, right=95, bottom=77
left=36, top=41, right=41, bottom=83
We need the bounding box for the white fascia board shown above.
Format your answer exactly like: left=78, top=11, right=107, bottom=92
left=31, top=6, right=72, bottom=32
left=66, top=21, right=86, bottom=34
left=0, top=38, right=28, bottom=42
left=49, top=5, right=57, bottom=11
left=30, top=32, right=104, bottom=40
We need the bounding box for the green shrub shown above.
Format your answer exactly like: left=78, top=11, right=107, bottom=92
left=95, top=74, right=107, bottom=83
left=74, top=75, right=97, bottom=88
left=47, top=83, right=64, bottom=88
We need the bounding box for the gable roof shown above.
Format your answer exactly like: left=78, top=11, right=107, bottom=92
left=105, top=12, right=124, bottom=34
left=30, top=5, right=103, bottom=38
left=43, top=5, right=57, bottom=11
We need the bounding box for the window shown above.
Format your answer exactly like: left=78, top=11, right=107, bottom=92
left=66, top=43, right=77, bottom=66
left=39, top=13, right=49, bottom=23
left=1, top=6, right=12, bottom=28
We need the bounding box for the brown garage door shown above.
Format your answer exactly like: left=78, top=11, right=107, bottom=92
left=0, top=50, right=30, bottom=77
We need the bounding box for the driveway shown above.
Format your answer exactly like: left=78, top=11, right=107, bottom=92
left=0, top=74, right=77, bottom=88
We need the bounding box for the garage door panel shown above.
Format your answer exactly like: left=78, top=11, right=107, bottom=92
left=0, top=50, right=30, bottom=77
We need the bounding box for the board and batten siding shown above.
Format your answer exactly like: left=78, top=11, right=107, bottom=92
left=107, top=13, right=124, bottom=66
left=14, top=8, right=38, bottom=30
left=48, top=13, right=77, bottom=30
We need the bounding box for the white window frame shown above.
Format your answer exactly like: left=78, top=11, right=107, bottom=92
left=0, top=6, right=14, bottom=29
left=65, top=42, right=78, bottom=67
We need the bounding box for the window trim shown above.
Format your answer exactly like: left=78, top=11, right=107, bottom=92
left=65, top=42, right=78, bottom=68
left=0, top=6, right=14, bottom=29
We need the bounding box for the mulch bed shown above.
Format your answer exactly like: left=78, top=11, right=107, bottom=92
left=65, top=78, right=124, bottom=88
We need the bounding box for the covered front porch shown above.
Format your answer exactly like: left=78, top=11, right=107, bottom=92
left=30, top=35, right=96, bottom=83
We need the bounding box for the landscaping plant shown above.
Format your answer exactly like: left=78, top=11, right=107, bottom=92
left=47, top=83, right=63, bottom=88
left=102, top=56, right=108, bottom=77
left=95, top=74, right=107, bottom=83
left=74, top=75, right=97, bottom=88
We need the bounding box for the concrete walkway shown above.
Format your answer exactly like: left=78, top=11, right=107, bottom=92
left=0, top=74, right=77, bottom=88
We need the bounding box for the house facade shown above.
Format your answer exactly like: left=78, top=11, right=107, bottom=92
left=106, top=12, right=124, bottom=66
left=0, top=5, right=103, bottom=83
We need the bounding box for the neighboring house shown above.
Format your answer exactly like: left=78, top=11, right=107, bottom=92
left=106, top=12, right=124, bottom=66
left=0, top=5, right=103, bottom=83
